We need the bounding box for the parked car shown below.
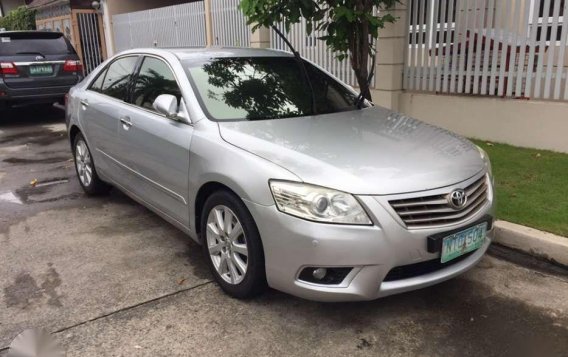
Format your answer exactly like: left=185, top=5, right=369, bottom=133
left=0, top=31, right=83, bottom=110
left=66, top=48, right=495, bottom=302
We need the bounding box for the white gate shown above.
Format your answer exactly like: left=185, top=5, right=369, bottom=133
left=112, top=2, right=207, bottom=52
left=405, top=0, right=568, bottom=101
left=211, top=0, right=250, bottom=46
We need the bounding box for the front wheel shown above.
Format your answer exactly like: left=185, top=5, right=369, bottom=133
left=73, top=133, right=111, bottom=195
left=201, top=190, right=266, bottom=299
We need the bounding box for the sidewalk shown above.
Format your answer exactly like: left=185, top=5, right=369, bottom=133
left=493, top=220, right=568, bottom=268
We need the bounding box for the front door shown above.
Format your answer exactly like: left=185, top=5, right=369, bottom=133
left=115, top=56, right=193, bottom=227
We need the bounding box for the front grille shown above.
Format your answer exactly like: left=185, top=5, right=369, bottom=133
left=383, top=251, right=474, bottom=282
left=389, top=175, right=489, bottom=229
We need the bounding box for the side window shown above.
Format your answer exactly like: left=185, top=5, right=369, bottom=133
left=132, top=57, right=182, bottom=113
left=89, top=68, right=107, bottom=93
left=100, top=56, right=139, bottom=101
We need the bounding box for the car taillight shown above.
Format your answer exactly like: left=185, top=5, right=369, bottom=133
left=0, top=62, right=19, bottom=75
left=63, top=60, right=83, bottom=73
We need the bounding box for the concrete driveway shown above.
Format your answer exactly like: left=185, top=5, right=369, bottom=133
left=1, top=107, right=567, bottom=357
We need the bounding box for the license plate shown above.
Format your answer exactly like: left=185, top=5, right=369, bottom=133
left=441, top=222, right=487, bottom=263
left=29, top=65, right=53, bottom=76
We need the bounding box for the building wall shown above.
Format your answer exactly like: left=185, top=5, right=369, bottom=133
left=392, top=91, right=568, bottom=153
left=0, top=0, right=25, bottom=16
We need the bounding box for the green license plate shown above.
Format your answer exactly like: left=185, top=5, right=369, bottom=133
left=441, top=222, right=487, bottom=263
left=29, top=65, right=53, bottom=76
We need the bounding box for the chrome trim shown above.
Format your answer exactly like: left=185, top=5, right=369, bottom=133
left=96, top=148, right=188, bottom=205
left=14, top=60, right=66, bottom=66
left=388, top=174, right=490, bottom=229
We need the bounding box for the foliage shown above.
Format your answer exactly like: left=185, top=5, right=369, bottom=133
left=473, top=140, right=568, bottom=237
left=239, top=0, right=398, bottom=100
left=0, top=6, right=36, bottom=31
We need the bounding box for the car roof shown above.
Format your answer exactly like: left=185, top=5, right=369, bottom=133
left=117, top=47, right=294, bottom=60
left=0, top=30, right=64, bottom=36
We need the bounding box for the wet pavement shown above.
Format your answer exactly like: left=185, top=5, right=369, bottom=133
left=1, top=106, right=567, bottom=357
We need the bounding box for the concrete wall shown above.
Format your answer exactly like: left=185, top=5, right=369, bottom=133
left=0, top=0, right=25, bottom=16
left=392, top=91, right=568, bottom=153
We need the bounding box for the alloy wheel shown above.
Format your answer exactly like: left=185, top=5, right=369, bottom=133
left=75, top=139, right=93, bottom=187
left=206, top=205, right=249, bottom=285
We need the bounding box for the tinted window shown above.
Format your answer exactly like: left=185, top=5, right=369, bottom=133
left=89, top=69, right=107, bottom=92
left=132, top=57, right=182, bottom=112
left=184, top=57, right=360, bottom=121
left=0, top=32, right=75, bottom=56
left=100, top=56, right=139, bottom=101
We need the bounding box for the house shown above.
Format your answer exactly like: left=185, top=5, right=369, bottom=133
left=49, top=0, right=567, bottom=153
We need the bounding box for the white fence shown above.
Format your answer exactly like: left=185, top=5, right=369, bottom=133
left=112, top=2, right=207, bottom=52
left=211, top=0, right=250, bottom=46
left=270, top=20, right=364, bottom=87
left=405, top=0, right=568, bottom=101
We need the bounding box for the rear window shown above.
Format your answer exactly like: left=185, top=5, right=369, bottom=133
left=0, top=32, right=75, bottom=56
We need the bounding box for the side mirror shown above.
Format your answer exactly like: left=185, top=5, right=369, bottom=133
left=153, top=94, right=178, bottom=119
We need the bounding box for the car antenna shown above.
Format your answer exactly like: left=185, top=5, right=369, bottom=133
left=271, top=25, right=317, bottom=115
left=355, top=38, right=377, bottom=109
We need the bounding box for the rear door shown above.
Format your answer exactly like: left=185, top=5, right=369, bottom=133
left=0, top=32, right=81, bottom=89
left=79, top=55, right=140, bottom=183
left=115, top=55, right=193, bottom=226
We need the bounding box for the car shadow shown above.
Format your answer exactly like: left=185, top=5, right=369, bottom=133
left=0, top=105, right=64, bottom=128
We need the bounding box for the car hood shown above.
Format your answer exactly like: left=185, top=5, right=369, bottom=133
left=218, top=107, right=484, bottom=195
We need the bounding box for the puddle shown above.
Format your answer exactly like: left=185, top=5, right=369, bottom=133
left=42, top=123, right=67, bottom=133
left=0, top=130, right=65, bottom=146
left=35, top=179, right=69, bottom=188
left=3, top=157, right=71, bottom=165
left=0, top=192, right=23, bottom=204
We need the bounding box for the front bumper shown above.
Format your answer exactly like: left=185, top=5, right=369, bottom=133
left=245, top=173, right=495, bottom=302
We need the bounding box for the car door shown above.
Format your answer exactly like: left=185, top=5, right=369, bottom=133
left=115, top=55, right=193, bottom=227
left=79, top=55, right=140, bottom=183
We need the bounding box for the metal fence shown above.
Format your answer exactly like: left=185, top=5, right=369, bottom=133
left=404, top=0, right=568, bottom=101
left=211, top=0, right=250, bottom=46
left=270, top=19, right=364, bottom=87
left=77, top=12, right=105, bottom=74
left=112, top=2, right=207, bottom=52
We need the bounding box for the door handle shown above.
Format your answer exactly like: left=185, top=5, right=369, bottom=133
left=80, top=100, right=89, bottom=108
left=120, top=116, right=133, bottom=130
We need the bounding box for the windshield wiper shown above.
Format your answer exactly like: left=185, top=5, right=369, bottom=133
left=271, top=25, right=317, bottom=115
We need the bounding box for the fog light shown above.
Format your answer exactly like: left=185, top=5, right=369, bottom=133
left=0, top=91, right=6, bottom=96
left=298, top=267, right=353, bottom=285
left=312, top=268, right=327, bottom=280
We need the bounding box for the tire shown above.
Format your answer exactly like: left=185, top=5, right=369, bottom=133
left=201, top=190, right=266, bottom=299
left=73, top=132, right=111, bottom=195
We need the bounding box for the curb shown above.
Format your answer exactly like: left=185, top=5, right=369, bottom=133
left=493, top=220, right=568, bottom=268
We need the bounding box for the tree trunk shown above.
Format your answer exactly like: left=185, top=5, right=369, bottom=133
left=349, top=0, right=373, bottom=102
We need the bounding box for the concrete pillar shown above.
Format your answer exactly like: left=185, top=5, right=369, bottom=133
left=204, top=0, right=214, bottom=46
left=249, top=26, right=271, bottom=48
left=373, top=1, right=408, bottom=111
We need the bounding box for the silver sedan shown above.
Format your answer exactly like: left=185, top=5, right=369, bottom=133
left=66, top=48, right=495, bottom=302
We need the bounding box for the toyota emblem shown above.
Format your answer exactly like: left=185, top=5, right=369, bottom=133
left=448, top=189, right=467, bottom=209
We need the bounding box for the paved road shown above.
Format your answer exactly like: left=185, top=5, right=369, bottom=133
left=1, top=107, right=567, bottom=357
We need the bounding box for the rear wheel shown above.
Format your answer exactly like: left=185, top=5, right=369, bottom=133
left=73, top=132, right=111, bottom=195
left=201, top=190, right=266, bottom=299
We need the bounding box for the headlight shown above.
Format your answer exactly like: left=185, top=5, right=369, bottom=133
left=269, top=181, right=372, bottom=225
left=477, top=146, right=493, bottom=177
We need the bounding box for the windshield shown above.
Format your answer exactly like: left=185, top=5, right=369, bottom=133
left=0, top=32, right=75, bottom=56
left=184, top=56, right=364, bottom=121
